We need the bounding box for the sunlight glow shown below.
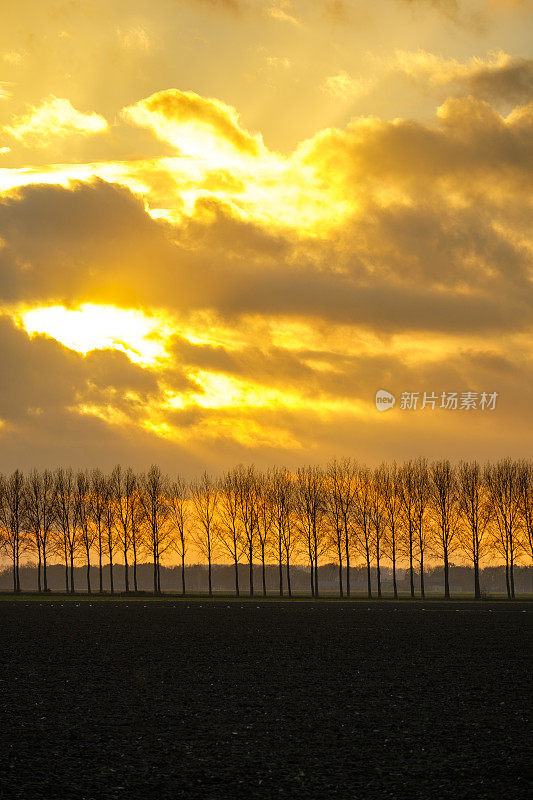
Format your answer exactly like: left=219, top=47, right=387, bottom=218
left=20, top=304, right=172, bottom=365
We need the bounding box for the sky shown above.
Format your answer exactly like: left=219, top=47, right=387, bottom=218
left=0, top=0, right=532, bottom=476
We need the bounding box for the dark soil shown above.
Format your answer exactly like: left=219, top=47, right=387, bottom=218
left=0, top=601, right=531, bottom=799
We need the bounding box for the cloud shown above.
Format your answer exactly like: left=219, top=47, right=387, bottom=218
left=394, top=50, right=533, bottom=105
left=2, top=52, right=23, bottom=65
left=123, top=89, right=264, bottom=160
left=1, top=87, right=532, bottom=463
left=0, top=314, right=207, bottom=472
left=4, top=96, right=108, bottom=144
left=265, top=1, right=300, bottom=25
left=116, top=26, right=151, bottom=51
left=0, top=313, right=159, bottom=426
left=322, top=71, right=375, bottom=100
left=185, top=0, right=243, bottom=10
left=266, top=56, right=291, bottom=69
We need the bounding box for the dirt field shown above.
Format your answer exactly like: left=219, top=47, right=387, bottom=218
left=0, top=601, right=531, bottom=799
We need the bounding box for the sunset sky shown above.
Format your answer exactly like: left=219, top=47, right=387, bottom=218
left=0, top=0, right=532, bottom=475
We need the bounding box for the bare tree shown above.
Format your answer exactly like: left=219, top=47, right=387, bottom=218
left=325, top=461, right=345, bottom=597
left=113, top=465, right=137, bottom=593
left=24, top=469, right=55, bottom=592
left=517, top=460, right=533, bottom=566
left=457, top=461, right=490, bottom=599
left=370, top=465, right=388, bottom=599
left=399, top=461, right=417, bottom=598
left=217, top=469, right=245, bottom=597
left=328, top=459, right=356, bottom=597
left=191, top=471, right=218, bottom=596
left=295, top=466, right=327, bottom=597
left=0, top=470, right=26, bottom=592
left=413, top=459, right=431, bottom=599
left=430, top=460, right=459, bottom=599
left=382, top=462, right=402, bottom=599
left=129, top=480, right=144, bottom=593
left=269, top=467, right=292, bottom=597
left=75, top=470, right=96, bottom=593
left=353, top=465, right=373, bottom=599
left=234, top=465, right=258, bottom=597
left=89, top=468, right=107, bottom=593
left=256, top=472, right=274, bottom=596
left=139, top=466, right=171, bottom=595
left=168, top=477, right=190, bottom=596
left=279, top=470, right=297, bottom=597
left=103, top=475, right=118, bottom=594
left=54, top=468, right=78, bottom=593
left=485, top=459, right=520, bottom=599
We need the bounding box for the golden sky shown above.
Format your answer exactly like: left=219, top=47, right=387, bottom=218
left=0, top=0, right=532, bottom=474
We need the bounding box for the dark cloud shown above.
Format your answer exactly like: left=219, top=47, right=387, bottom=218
left=0, top=316, right=160, bottom=423
left=461, top=58, right=533, bottom=106
left=0, top=314, right=207, bottom=473
left=1, top=154, right=532, bottom=335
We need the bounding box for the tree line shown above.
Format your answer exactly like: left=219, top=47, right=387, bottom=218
left=0, top=458, right=532, bottom=599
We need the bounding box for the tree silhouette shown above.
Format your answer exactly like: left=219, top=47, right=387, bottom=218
left=0, top=470, right=25, bottom=592
left=191, top=472, right=218, bottom=597
left=485, top=459, right=520, bottom=599
left=139, top=466, right=170, bottom=595
left=457, top=461, right=490, bottom=599
left=24, top=469, right=55, bottom=592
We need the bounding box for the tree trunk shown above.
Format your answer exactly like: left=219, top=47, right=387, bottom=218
left=124, top=549, right=129, bottom=593
left=391, top=535, right=398, bottom=600
left=70, top=552, right=75, bottom=594
left=474, top=558, right=481, bottom=599
left=249, top=544, right=254, bottom=597
left=64, top=542, right=69, bottom=593
left=208, top=550, right=212, bottom=597
left=37, top=544, right=42, bottom=593
left=261, top=545, right=267, bottom=597
left=409, top=527, right=415, bottom=598
left=133, top=541, right=138, bottom=593
left=234, top=558, right=239, bottom=597
left=366, top=549, right=372, bottom=600
left=309, top=559, right=314, bottom=597
left=285, top=550, right=292, bottom=597
left=443, top=548, right=450, bottom=599
left=419, top=546, right=425, bottom=600
left=337, top=542, right=343, bottom=598
left=43, top=548, right=48, bottom=592
left=313, top=531, right=319, bottom=599
left=15, top=540, right=21, bottom=592
left=509, top=537, right=515, bottom=599
left=98, top=531, right=103, bottom=594
left=504, top=555, right=510, bottom=600
left=376, top=541, right=382, bottom=599
left=86, top=548, right=91, bottom=594
left=182, top=551, right=186, bottom=597
left=110, top=553, right=115, bottom=595
left=278, top=536, right=283, bottom=597
left=345, top=524, right=350, bottom=598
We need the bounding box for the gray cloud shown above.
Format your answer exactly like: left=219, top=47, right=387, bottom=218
left=461, top=57, right=533, bottom=105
